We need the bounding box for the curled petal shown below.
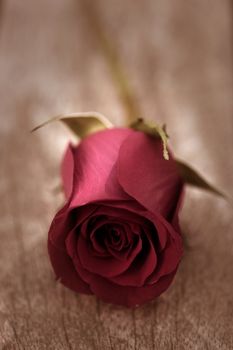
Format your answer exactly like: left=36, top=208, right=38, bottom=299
left=97, top=201, right=174, bottom=251
left=110, top=235, right=157, bottom=287
left=77, top=234, right=142, bottom=278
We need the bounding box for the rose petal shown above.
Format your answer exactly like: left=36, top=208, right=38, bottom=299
left=49, top=203, right=97, bottom=246
left=71, top=252, right=93, bottom=284
left=48, top=206, right=91, bottom=294
left=109, top=234, right=157, bottom=287
left=88, top=204, right=151, bottom=228
left=48, top=239, right=91, bottom=294
left=77, top=234, right=142, bottom=278
left=69, top=128, right=134, bottom=208
left=117, top=131, right=183, bottom=218
left=105, top=223, right=138, bottom=258
left=97, top=201, right=170, bottom=250
left=48, top=203, right=74, bottom=246
left=80, top=216, right=132, bottom=256
left=146, top=237, right=182, bottom=284
left=89, top=271, right=176, bottom=307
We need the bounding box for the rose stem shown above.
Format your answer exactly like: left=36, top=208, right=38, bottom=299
left=80, top=0, right=141, bottom=125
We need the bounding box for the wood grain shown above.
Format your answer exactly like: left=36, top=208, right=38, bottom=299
left=0, top=1, right=232, bottom=349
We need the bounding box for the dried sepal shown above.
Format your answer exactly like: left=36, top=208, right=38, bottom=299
left=176, top=159, right=227, bottom=199
left=130, top=118, right=169, bottom=160
left=31, top=112, right=113, bottom=139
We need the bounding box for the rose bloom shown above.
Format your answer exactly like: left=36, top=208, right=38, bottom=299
left=48, top=128, right=184, bottom=307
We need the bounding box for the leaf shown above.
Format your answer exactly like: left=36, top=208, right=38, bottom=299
left=130, top=118, right=169, bottom=160
left=31, top=112, right=113, bottom=138
left=176, top=159, right=227, bottom=199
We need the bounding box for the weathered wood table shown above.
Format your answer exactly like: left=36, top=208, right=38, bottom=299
left=0, top=1, right=232, bottom=349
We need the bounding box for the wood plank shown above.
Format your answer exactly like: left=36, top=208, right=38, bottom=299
left=0, top=0, right=232, bottom=349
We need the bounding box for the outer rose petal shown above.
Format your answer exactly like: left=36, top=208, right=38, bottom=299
left=146, top=238, right=182, bottom=284
left=69, top=128, right=135, bottom=208
left=48, top=204, right=91, bottom=294
left=117, top=131, right=183, bottom=219
left=49, top=239, right=91, bottom=294
left=89, top=270, right=176, bottom=307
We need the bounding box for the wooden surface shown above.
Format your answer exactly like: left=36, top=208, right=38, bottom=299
left=0, top=1, right=233, bottom=349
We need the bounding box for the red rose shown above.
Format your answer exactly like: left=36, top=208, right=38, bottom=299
left=48, top=128, right=184, bottom=307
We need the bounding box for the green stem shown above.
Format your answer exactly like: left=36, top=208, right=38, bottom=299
left=81, top=0, right=140, bottom=124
